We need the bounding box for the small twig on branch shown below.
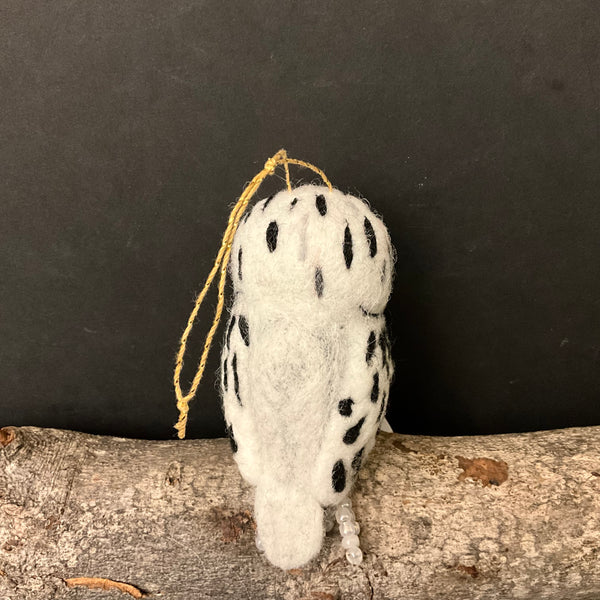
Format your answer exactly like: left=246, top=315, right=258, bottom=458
left=64, top=577, right=146, bottom=598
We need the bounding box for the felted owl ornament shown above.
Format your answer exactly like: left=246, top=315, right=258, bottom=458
left=174, top=150, right=395, bottom=570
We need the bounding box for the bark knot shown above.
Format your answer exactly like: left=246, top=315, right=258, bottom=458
left=165, top=462, right=182, bottom=487
left=456, top=456, right=508, bottom=487
left=0, top=427, right=15, bottom=447
left=456, top=564, right=479, bottom=578
left=2, top=537, right=21, bottom=552
left=212, top=508, right=255, bottom=543
left=392, top=439, right=418, bottom=454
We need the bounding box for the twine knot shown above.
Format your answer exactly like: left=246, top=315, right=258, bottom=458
left=264, top=149, right=287, bottom=174
left=263, top=156, right=279, bottom=173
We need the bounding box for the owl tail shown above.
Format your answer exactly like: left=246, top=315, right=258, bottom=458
left=254, top=483, right=325, bottom=570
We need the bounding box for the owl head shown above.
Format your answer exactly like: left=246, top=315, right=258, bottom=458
left=230, top=185, right=395, bottom=316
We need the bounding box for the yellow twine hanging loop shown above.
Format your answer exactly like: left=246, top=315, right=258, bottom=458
left=173, top=149, right=333, bottom=438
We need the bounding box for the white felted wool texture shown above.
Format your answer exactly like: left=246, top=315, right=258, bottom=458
left=220, top=184, right=395, bottom=570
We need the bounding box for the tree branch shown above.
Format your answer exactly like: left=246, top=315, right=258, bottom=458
left=1, top=425, right=599, bottom=599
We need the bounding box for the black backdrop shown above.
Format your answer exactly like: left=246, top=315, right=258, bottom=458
left=1, top=1, right=599, bottom=439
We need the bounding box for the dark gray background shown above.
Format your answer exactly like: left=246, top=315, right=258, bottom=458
left=1, top=1, right=599, bottom=439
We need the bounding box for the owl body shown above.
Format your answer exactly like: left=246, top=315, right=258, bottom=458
left=220, top=184, right=394, bottom=569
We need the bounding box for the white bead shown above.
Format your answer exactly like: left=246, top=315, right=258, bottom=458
left=346, top=546, right=363, bottom=565
left=335, top=506, right=355, bottom=524
left=338, top=498, right=352, bottom=509
left=255, top=534, right=264, bottom=552
left=339, top=520, right=360, bottom=536
left=341, top=534, right=360, bottom=549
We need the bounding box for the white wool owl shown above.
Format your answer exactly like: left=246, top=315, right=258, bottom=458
left=220, top=183, right=395, bottom=569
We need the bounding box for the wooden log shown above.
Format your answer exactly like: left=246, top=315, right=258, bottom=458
left=1, top=425, right=599, bottom=599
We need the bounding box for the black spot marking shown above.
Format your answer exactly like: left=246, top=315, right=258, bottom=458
left=379, top=331, right=392, bottom=375
left=366, top=331, right=376, bottom=363
left=222, top=356, right=228, bottom=391
left=290, top=197, right=298, bottom=208
left=232, top=353, right=241, bottom=405
left=332, top=460, right=346, bottom=493
left=378, top=393, right=387, bottom=422
left=371, top=372, right=380, bottom=403
left=338, top=398, right=354, bottom=417
left=343, top=225, right=353, bottom=268
left=343, top=417, right=366, bottom=445
left=238, top=247, right=243, bottom=280
left=238, top=315, right=250, bottom=346
left=226, top=316, right=237, bottom=350
left=352, top=447, right=365, bottom=472
left=378, top=331, right=388, bottom=359
left=315, top=267, right=324, bottom=298
left=266, top=221, right=278, bottom=252
left=361, top=306, right=382, bottom=318
left=364, top=216, right=377, bottom=257
left=316, top=194, right=327, bottom=215
left=262, top=194, right=274, bottom=211
left=226, top=424, right=238, bottom=453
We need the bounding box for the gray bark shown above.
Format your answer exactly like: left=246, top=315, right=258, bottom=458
left=1, top=425, right=599, bottom=600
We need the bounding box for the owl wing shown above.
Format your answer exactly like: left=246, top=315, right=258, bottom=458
left=312, top=312, right=392, bottom=508
left=220, top=297, right=264, bottom=488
